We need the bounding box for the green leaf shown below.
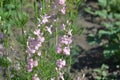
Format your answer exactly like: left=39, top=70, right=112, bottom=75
left=102, top=71, right=107, bottom=77
left=95, top=76, right=101, bottom=80
left=98, top=0, right=107, bottom=8
left=103, top=50, right=115, bottom=59
left=102, top=22, right=113, bottom=29
left=0, top=57, right=10, bottom=68
left=94, top=69, right=102, bottom=73
left=98, top=30, right=111, bottom=36
left=95, top=10, right=107, bottom=19
left=84, top=7, right=95, bottom=15
left=114, top=13, right=120, bottom=20
left=115, top=21, right=120, bottom=26
left=101, top=64, right=109, bottom=69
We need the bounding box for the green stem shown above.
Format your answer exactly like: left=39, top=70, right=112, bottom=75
left=34, top=0, right=38, bottom=24
left=55, top=23, right=58, bottom=47
left=1, top=0, right=3, bottom=9
left=7, top=67, right=11, bottom=80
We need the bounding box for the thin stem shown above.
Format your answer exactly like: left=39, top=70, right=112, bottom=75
left=34, top=0, right=38, bottom=24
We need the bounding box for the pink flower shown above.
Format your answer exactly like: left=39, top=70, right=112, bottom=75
left=51, top=78, right=55, bottom=80
left=37, top=51, right=41, bottom=56
left=41, top=14, right=50, bottom=24
left=61, top=7, right=66, bottom=14
left=56, top=44, right=62, bottom=53
left=26, top=64, right=33, bottom=72
left=59, top=72, right=65, bottom=80
left=59, top=24, right=66, bottom=30
left=27, top=47, right=36, bottom=54
left=32, top=74, right=40, bottom=80
left=0, top=33, right=3, bottom=39
left=63, top=46, right=70, bottom=55
left=60, top=35, right=72, bottom=45
left=68, top=29, right=72, bottom=36
left=56, top=59, right=66, bottom=69
left=28, top=58, right=33, bottom=65
left=52, top=4, right=57, bottom=9
left=37, top=36, right=45, bottom=43
left=33, top=60, right=38, bottom=67
left=46, top=25, right=52, bottom=34
left=34, top=29, right=40, bottom=36
left=57, top=0, right=66, bottom=6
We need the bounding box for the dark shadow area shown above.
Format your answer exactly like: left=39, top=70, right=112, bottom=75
left=86, top=0, right=98, bottom=3
left=70, top=45, right=120, bottom=79
left=71, top=46, right=104, bottom=72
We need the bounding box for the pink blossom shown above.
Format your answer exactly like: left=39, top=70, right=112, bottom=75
left=60, top=35, right=72, bottom=45
left=28, top=58, right=33, bottom=65
left=35, top=45, right=40, bottom=51
left=56, top=0, right=66, bottom=6
left=34, top=29, right=40, bottom=36
left=56, top=44, right=62, bottom=53
left=46, top=25, right=52, bottom=34
left=27, top=32, right=45, bottom=54
left=68, top=29, right=72, bottom=36
left=61, top=7, right=66, bottom=14
left=0, top=33, right=3, bottom=39
left=26, top=64, right=33, bottom=72
left=37, top=51, right=41, bottom=56
left=51, top=78, right=55, bottom=80
left=52, top=4, right=57, bottom=9
left=56, top=59, right=66, bottom=69
left=41, top=14, right=50, bottom=24
left=27, top=47, right=36, bottom=54
left=32, top=74, right=40, bottom=80
left=58, top=72, right=65, bottom=80
left=63, top=46, right=70, bottom=55
left=33, top=60, right=38, bottom=67
left=59, top=24, right=66, bottom=30
left=37, top=36, right=45, bottom=43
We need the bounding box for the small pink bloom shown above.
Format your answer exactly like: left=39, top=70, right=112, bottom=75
left=26, top=64, right=33, bottom=72
left=56, top=44, right=62, bottom=53
left=63, top=46, right=70, bottom=55
left=34, top=29, right=40, bottom=36
left=51, top=78, right=55, bottom=80
left=28, top=58, right=33, bottom=63
left=57, top=0, right=66, bottom=6
left=61, top=7, right=66, bottom=14
left=59, top=72, right=65, bottom=80
left=56, top=59, right=66, bottom=69
left=46, top=25, right=52, bottom=34
left=68, top=30, right=72, bottom=36
left=35, top=45, right=39, bottom=50
left=52, top=4, right=57, bottom=9
left=28, top=58, right=34, bottom=67
left=60, top=35, right=72, bottom=45
left=60, top=24, right=66, bottom=30
left=37, top=36, right=45, bottom=43
left=37, top=51, right=41, bottom=56
left=27, top=47, right=36, bottom=54
left=0, top=33, right=3, bottom=39
left=33, top=60, right=38, bottom=67
left=32, top=74, right=40, bottom=80
left=41, top=14, right=50, bottom=24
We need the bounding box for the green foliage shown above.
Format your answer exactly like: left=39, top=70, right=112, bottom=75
left=94, top=64, right=109, bottom=80
left=71, top=45, right=81, bottom=64
left=0, top=57, right=10, bottom=68
left=86, top=0, right=120, bottom=60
